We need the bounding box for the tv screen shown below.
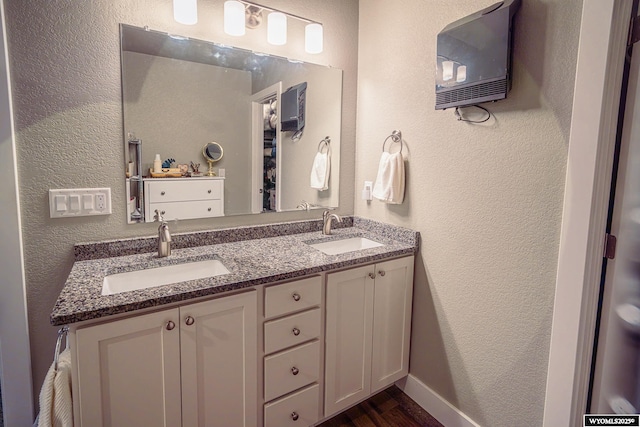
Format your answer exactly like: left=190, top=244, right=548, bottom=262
left=435, top=0, right=521, bottom=110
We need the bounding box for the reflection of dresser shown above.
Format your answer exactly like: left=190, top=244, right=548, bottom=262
left=143, top=177, right=224, bottom=222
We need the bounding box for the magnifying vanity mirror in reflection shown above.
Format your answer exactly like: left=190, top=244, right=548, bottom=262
left=121, top=24, right=343, bottom=224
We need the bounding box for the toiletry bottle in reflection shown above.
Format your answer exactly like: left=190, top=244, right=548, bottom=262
left=154, top=154, right=162, bottom=173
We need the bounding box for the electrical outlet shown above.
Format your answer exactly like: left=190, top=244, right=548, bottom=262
left=95, top=193, right=106, bottom=211
left=49, top=187, right=111, bottom=218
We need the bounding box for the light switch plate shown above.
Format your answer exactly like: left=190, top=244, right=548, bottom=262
left=49, top=188, right=112, bottom=218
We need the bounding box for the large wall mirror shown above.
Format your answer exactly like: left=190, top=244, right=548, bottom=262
left=121, top=24, right=343, bottom=224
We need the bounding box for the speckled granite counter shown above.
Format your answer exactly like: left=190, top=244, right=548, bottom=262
left=51, top=217, right=419, bottom=326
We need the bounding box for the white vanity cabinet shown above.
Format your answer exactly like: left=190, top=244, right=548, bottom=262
left=324, top=256, right=414, bottom=417
left=73, top=290, right=257, bottom=427
left=262, top=276, right=323, bottom=427
left=143, top=177, right=224, bottom=222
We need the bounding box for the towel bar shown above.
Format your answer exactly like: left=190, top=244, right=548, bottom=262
left=382, top=130, right=403, bottom=154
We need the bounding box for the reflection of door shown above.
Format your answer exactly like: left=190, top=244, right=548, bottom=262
left=590, top=9, right=640, bottom=414
left=250, top=83, right=281, bottom=213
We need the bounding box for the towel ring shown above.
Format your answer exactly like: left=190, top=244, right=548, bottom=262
left=382, top=130, right=403, bottom=154
left=317, top=136, right=331, bottom=153
left=54, top=326, right=69, bottom=370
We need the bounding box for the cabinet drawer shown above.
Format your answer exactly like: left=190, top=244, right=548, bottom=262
left=264, top=384, right=319, bottom=427
left=147, top=200, right=223, bottom=222
left=265, top=276, right=321, bottom=319
left=147, top=179, right=223, bottom=203
left=264, top=308, right=321, bottom=355
left=264, top=340, right=320, bottom=401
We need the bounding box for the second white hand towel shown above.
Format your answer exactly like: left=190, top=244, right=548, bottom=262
left=372, top=151, right=405, bottom=204
left=310, top=150, right=331, bottom=191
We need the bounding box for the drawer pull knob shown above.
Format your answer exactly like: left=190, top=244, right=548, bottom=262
left=166, top=320, right=176, bottom=331
left=368, top=272, right=376, bottom=279
left=378, top=270, right=386, bottom=277
left=208, top=189, right=212, bottom=194
left=208, top=207, right=212, bottom=212
left=161, top=191, right=166, bottom=196
left=185, top=316, right=195, bottom=326
left=291, top=367, right=299, bottom=375
left=291, top=412, right=299, bottom=421
left=292, top=327, right=300, bottom=336
left=161, top=210, right=166, bottom=215
left=292, top=293, right=301, bottom=302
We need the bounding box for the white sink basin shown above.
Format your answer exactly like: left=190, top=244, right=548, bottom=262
left=308, top=237, right=384, bottom=255
left=102, top=259, right=230, bottom=296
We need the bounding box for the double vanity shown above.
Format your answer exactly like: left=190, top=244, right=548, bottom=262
left=51, top=217, right=419, bottom=427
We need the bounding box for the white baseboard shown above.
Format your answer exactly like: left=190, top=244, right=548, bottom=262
left=396, top=374, right=481, bottom=427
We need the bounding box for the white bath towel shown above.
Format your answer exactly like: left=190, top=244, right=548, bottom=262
left=37, top=349, right=73, bottom=427
left=310, top=150, right=331, bottom=191
left=372, top=151, right=405, bottom=204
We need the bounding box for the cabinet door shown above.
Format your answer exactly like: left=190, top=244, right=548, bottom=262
left=180, top=291, right=258, bottom=427
left=324, top=264, right=375, bottom=417
left=371, top=256, right=414, bottom=393
left=75, top=308, right=181, bottom=427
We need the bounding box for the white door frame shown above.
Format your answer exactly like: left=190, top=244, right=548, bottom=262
left=543, top=1, right=633, bottom=426
left=250, top=82, right=282, bottom=214
left=0, top=0, right=35, bottom=424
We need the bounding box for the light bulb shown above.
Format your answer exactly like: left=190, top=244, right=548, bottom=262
left=268, top=12, right=287, bottom=45
left=305, top=23, right=323, bottom=54
left=224, top=1, right=245, bottom=36
left=173, top=0, right=197, bottom=25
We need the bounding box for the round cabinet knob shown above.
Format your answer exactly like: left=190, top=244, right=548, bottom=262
left=292, top=293, right=301, bottom=302
left=378, top=270, right=386, bottom=277
left=292, top=327, right=301, bottom=336
left=166, top=320, right=176, bottom=331
left=207, top=207, right=212, bottom=212
left=208, top=189, right=212, bottom=194
left=291, top=367, right=299, bottom=375
left=291, top=412, right=299, bottom=421
left=185, top=316, right=195, bottom=326
left=161, top=210, right=166, bottom=215
left=161, top=191, right=166, bottom=196
left=368, top=272, right=376, bottom=279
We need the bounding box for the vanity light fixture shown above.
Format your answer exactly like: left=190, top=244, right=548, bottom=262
left=305, top=23, right=323, bottom=54
left=222, top=1, right=323, bottom=54
left=173, top=0, right=198, bottom=25
left=267, top=12, right=287, bottom=45
left=223, top=1, right=245, bottom=36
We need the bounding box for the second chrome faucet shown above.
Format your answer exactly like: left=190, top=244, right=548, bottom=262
left=322, top=209, right=342, bottom=235
left=154, top=210, right=172, bottom=257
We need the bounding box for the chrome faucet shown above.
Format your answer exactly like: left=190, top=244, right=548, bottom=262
left=322, top=209, right=342, bottom=235
left=154, top=210, right=172, bottom=257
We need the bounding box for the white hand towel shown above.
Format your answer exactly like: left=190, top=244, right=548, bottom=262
left=310, top=150, right=331, bottom=191
left=372, top=151, right=405, bottom=204
left=38, top=349, right=74, bottom=427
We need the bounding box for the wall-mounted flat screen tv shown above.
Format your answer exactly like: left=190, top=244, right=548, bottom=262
left=435, top=0, right=521, bottom=110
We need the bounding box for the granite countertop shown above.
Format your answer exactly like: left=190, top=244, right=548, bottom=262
left=50, top=217, right=419, bottom=326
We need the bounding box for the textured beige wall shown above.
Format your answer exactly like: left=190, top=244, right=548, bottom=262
left=355, top=1, right=581, bottom=426
left=5, top=0, right=358, bottom=401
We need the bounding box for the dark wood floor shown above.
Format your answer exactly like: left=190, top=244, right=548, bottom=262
left=318, top=386, right=444, bottom=427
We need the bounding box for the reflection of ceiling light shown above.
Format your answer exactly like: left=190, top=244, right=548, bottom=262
left=224, top=1, right=245, bottom=36
left=442, top=61, right=454, bottom=81
left=305, top=23, right=323, bottom=54
left=173, top=0, right=197, bottom=25
left=456, top=65, right=467, bottom=82
left=267, top=12, right=287, bottom=45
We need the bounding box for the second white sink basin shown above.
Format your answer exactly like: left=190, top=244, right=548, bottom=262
left=102, top=259, right=230, bottom=296
left=308, top=237, right=384, bottom=255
